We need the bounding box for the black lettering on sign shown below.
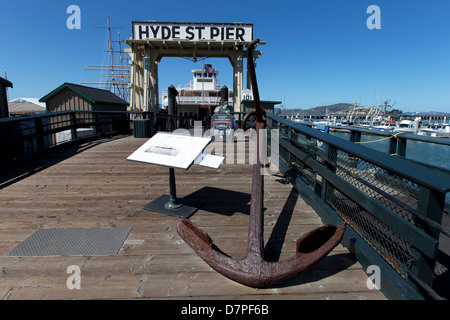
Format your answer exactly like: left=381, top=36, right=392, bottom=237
left=236, top=28, right=245, bottom=41
left=161, top=26, right=171, bottom=39
left=150, top=25, right=160, bottom=38
left=210, top=27, right=220, bottom=40
left=195, top=26, right=205, bottom=39
left=226, top=27, right=234, bottom=40
left=138, top=25, right=149, bottom=39
left=186, top=26, right=195, bottom=40
left=172, top=26, right=180, bottom=39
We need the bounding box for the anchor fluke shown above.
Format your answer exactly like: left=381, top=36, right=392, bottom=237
left=177, top=217, right=346, bottom=288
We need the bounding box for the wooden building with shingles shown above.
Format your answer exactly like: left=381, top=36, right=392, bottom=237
left=39, top=83, right=129, bottom=142
left=39, top=82, right=128, bottom=113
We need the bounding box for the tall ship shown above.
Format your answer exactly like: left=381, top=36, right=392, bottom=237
left=161, top=64, right=233, bottom=120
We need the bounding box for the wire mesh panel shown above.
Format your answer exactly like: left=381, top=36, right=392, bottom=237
left=325, top=183, right=414, bottom=276
left=284, top=131, right=419, bottom=275
left=334, top=149, right=422, bottom=227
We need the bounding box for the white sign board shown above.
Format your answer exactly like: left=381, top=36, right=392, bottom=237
left=194, top=153, right=225, bottom=169
left=127, top=132, right=211, bottom=170
left=241, top=89, right=254, bottom=101
left=133, top=21, right=253, bottom=42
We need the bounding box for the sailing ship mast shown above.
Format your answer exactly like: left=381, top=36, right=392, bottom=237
left=82, top=15, right=130, bottom=102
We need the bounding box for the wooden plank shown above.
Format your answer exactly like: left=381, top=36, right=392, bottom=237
left=0, top=136, right=386, bottom=300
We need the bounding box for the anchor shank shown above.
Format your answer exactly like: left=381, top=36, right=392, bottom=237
left=247, top=39, right=263, bottom=124
left=245, top=39, right=266, bottom=261
left=246, top=123, right=265, bottom=260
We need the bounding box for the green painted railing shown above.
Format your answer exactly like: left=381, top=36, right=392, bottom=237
left=266, top=113, right=450, bottom=300
left=0, top=110, right=133, bottom=169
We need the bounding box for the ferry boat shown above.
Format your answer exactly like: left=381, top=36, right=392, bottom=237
left=161, top=64, right=233, bottom=120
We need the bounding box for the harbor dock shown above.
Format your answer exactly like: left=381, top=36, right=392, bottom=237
left=0, top=135, right=386, bottom=300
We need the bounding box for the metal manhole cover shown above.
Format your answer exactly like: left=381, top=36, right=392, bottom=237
left=6, top=227, right=132, bottom=256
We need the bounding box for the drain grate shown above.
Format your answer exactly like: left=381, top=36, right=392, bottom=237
left=6, top=227, right=132, bottom=256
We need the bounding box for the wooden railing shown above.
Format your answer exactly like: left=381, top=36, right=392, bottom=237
left=0, top=110, right=133, bottom=169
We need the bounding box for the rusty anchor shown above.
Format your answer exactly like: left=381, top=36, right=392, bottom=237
left=176, top=39, right=346, bottom=288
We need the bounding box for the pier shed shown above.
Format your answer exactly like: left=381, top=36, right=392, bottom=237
left=241, top=99, right=281, bottom=114
left=39, top=83, right=129, bottom=141
left=39, top=82, right=128, bottom=113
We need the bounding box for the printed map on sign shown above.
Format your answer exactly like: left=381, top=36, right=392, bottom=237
left=127, top=132, right=211, bottom=169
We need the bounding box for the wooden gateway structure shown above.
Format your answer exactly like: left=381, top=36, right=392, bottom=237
left=123, top=21, right=264, bottom=113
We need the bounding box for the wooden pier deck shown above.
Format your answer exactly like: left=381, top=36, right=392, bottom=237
left=0, top=135, right=386, bottom=300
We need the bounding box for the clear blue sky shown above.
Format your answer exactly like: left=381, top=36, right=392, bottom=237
left=1, top=0, right=449, bottom=112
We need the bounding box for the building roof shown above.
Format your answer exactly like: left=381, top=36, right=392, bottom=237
left=9, top=97, right=46, bottom=108
left=40, top=83, right=128, bottom=105
left=8, top=102, right=46, bottom=115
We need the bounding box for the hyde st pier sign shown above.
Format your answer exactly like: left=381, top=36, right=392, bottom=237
left=132, top=21, right=253, bottom=42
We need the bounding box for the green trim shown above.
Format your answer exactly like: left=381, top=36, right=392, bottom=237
left=241, top=100, right=282, bottom=104
left=39, top=83, right=95, bottom=103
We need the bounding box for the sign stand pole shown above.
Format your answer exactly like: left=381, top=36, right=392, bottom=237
left=165, top=168, right=182, bottom=209
left=143, top=167, right=202, bottom=218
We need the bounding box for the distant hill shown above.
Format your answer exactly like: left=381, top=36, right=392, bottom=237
left=274, top=103, right=448, bottom=117
left=276, top=103, right=355, bottom=116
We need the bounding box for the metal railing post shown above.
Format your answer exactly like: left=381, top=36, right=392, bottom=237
left=70, top=112, right=78, bottom=140
left=350, top=130, right=361, bottom=143
left=410, top=187, right=446, bottom=287
left=397, top=137, right=407, bottom=157
left=34, top=116, right=45, bottom=154
left=388, top=135, right=397, bottom=155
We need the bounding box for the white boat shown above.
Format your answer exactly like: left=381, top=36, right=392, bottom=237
left=419, top=123, right=450, bottom=137
left=290, top=115, right=315, bottom=125
left=161, top=64, right=233, bottom=119
left=371, top=120, right=397, bottom=131
left=394, top=118, right=422, bottom=133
